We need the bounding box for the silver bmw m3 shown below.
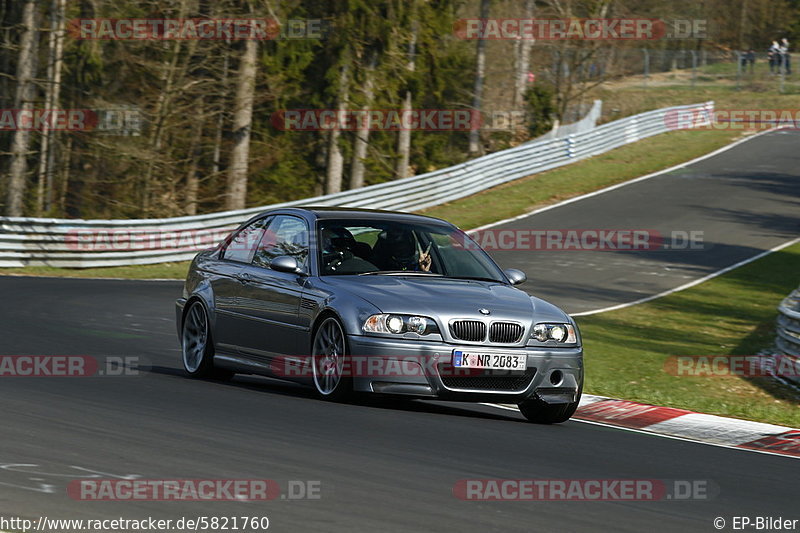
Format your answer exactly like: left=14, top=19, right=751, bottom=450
left=176, top=207, right=583, bottom=423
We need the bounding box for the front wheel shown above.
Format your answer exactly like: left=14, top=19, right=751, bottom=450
left=181, top=300, right=233, bottom=380
left=518, top=388, right=581, bottom=424
left=311, top=317, right=352, bottom=401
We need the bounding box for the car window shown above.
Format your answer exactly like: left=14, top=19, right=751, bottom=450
left=317, top=219, right=505, bottom=281
left=253, top=215, right=310, bottom=269
left=221, top=218, right=269, bottom=263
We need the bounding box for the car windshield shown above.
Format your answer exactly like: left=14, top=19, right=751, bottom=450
left=317, top=218, right=506, bottom=282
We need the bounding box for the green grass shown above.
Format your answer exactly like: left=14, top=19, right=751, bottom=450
left=0, top=261, right=191, bottom=280
left=577, top=243, right=800, bottom=427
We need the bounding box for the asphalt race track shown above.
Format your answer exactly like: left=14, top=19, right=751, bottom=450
left=1, top=130, right=799, bottom=532
left=491, top=130, right=800, bottom=314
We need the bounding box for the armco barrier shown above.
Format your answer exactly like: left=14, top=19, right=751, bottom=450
left=776, top=287, right=800, bottom=386
left=0, top=101, right=714, bottom=268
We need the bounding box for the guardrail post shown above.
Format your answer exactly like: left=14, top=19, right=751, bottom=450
left=564, top=135, right=576, bottom=158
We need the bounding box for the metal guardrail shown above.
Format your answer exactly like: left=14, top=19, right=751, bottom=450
left=776, top=288, right=800, bottom=385
left=532, top=100, right=603, bottom=141
left=0, top=101, right=714, bottom=268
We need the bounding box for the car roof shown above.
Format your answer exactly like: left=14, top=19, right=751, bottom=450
left=280, top=206, right=454, bottom=226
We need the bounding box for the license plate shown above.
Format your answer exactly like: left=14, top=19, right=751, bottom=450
left=452, top=351, right=527, bottom=371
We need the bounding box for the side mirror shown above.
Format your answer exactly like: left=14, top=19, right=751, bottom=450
left=504, top=268, right=527, bottom=286
left=270, top=256, right=306, bottom=275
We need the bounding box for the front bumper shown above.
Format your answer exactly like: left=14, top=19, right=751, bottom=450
left=348, top=334, right=583, bottom=404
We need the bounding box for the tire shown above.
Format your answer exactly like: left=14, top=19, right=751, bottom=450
left=181, top=300, right=234, bottom=380
left=311, top=316, right=352, bottom=401
left=518, top=386, right=582, bottom=424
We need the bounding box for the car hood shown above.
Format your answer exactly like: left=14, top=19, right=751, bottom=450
left=319, top=275, right=569, bottom=323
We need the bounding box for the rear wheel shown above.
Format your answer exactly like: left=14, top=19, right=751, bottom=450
left=518, top=387, right=582, bottom=424
left=311, top=317, right=352, bottom=401
left=181, top=301, right=233, bottom=380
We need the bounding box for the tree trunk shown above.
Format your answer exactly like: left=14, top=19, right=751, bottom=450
left=36, top=0, right=66, bottom=215
left=58, top=134, right=72, bottom=215
left=212, top=40, right=230, bottom=179
left=739, top=0, right=749, bottom=50
left=468, top=0, right=490, bottom=155
left=225, top=37, right=258, bottom=210
left=5, top=0, right=39, bottom=217
left=395, top=15, right=418, bottom=180
left=349, top=51, right=377, bottom=190
left=185, top=99, right=204, bottom=215
left=513, top=0, right=535, bottom=111
left=325, top=52, right=350, bottom=195
left=0, top=0, right=12, bottom=110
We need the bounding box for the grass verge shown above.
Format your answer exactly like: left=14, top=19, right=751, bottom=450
left=0, top=262, right=191, bottom=280
left=577, top=243, right=800, bottom=427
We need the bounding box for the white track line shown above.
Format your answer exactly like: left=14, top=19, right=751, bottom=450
left=469, top=129, right=774, bottom=232
left=572, top=236, right=800, bottom=316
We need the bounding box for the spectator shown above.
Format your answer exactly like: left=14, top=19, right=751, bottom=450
left=782, top=38, right=791, bottom=75
left=769, top=40, right=781, bottom=74
left=746, top=49, right=756, bottom=74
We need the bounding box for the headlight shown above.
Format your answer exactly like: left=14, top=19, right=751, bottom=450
left=363, top=314, right=438, bottom=335
left=531, top=323, right=577, bottom=344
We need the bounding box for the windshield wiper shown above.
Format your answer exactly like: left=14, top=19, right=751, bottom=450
left=358, top=270, right=443, bottom=276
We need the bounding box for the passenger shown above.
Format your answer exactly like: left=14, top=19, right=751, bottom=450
left=321, top=226, right=377, bottom=274
left=372, top=229, right=432, bottom=272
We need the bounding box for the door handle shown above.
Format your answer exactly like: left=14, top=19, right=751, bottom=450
left=235, top=273, right=252, bottom=284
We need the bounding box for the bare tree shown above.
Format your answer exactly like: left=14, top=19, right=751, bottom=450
left=225, top=36, right=258, bottom=210
left=185, top=98, right=204, bottom=215
left=4, top=0, right=39, bottom=217
left=325, top=48, right=350, bottom=195
left=468, top=0, right=490, bottom=155
left=349, top=50, right=377, bottom=190
left=36, top=0, right=66, bottom=215
left=513, top=0, right=535, bottom=110
left=395, top=14, right=417, bottom=180
left=211, top=38, right=231, bottom=179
